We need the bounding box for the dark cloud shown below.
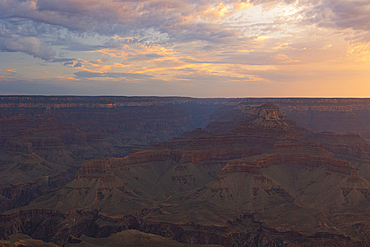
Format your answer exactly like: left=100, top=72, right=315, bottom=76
left=0, top=0, right=243, bottom=47
left=52, top=58, right=76, bottom=63
left=74, top=71, right=154, bottom=79
left=1, top=0, right=367, bottom=56
left=51, top=37, right=108, bottom=51
left=175, top=73, right=251, bottom=82
left=64, top=44, right=107, bottom=51
left=52, top=58, right=78, bottom=66
left=145, top=54, right=164, bottom=58
left=0, top=0, right=299, bottom=64
left=303, top=0, right=370, bottom=33
left=126, top=53, right=165, bottom=62
left=180, top=58, right=221, bottom=64
left=64, top=61, right=74, bottom=66
left=73, top=61, right=82, bottom=67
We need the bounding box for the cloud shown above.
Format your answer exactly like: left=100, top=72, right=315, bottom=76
left=52, top=58, right=76, bottom=63
left=0, top=0, right=305, bottom=63
left=52, top=58, right=91, bottom=67
left=1, top=0, right=370, bottom=97
left=53, top=38, right=107, bottom=52
left=2, top=0, right=367, bottom=54
left=0, top=0, right=253, bottom=42
left=74, top=71, right=154, bottom=80
left=7, top=68, right=17, bottom=73
left=303, top=0, right=370, bottom=33
left=145, top=54, right=164, bottom=58
left=0, top=24, right=56, bottom=60
left=73, top=61, right=83, bottom=68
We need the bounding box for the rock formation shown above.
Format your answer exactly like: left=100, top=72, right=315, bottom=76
left=0, top=97, right=228, bottom=214
left=2, top=102, right=370, bottom=246
left=2, top=97, right=370, bottom=246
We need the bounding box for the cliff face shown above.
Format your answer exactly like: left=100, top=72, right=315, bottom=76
left=305, top=131, right=370, bottom=186
left=3, top=97, right=370, bottom=137
left=0, top=116, right=121, bottom=213
left=0, top=138, right=76, bottom=212
left=0, top=97, right=229, bottom=214
left=212, top=98, right=370, bottom=137
left=75, top=158, right=114, bottom=179
left=2, top=102, right=370, bottom=246
left=2, top=98, right=370, bottom=246
left=0, top=209, right=364, bottom=247
left=0, top=96, right=229, bottom=141
left=0, top=96, right=230, bottom=162
left=217, top=154, right=356, bottom=177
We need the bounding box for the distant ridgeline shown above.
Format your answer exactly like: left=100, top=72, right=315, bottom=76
left=1, top=96, right=370, bottom=133
left=0, top=96, right=230, bottom=109
left=211, top=98, right=370, bottom=138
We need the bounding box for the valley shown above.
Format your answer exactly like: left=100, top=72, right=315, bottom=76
left=1, top=96, right=370, bottom=246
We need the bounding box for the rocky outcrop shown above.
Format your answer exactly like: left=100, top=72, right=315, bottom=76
left=217, top=161, right=263, bottom=176
left=258, top=154, right=355, bottom=174
left=210, top=98, right=370, bottom=137
left=246, top=102, right=297, bottom=129
left=216, top=153, right=356, bottom=178
left=175, top=148, right=262, bottom=164
left=75, top=158, right=114, bottom=179
left=0, top=209, right=365, bottom=247
left=121, top=150, right=172, bottom=165
left=0, top=168, right=75, bottom=213
left=4, top=140, right=33, bottom=155
left=0, top=234, right=59, bottom=247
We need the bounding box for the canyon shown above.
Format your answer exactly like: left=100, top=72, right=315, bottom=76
left=1, top=96, right=370, bottom=246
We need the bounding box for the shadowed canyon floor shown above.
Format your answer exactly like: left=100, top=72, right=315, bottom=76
left=2, top=97, right=370, bottom=246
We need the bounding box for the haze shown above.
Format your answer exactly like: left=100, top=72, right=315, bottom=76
left=0, top=0, right=370, bottom=97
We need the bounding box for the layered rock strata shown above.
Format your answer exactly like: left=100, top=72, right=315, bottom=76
left=2, top=102, right=370, bottom=246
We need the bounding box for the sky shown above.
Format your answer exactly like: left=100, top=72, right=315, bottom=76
left=0, top=0, right=370, bottom=97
